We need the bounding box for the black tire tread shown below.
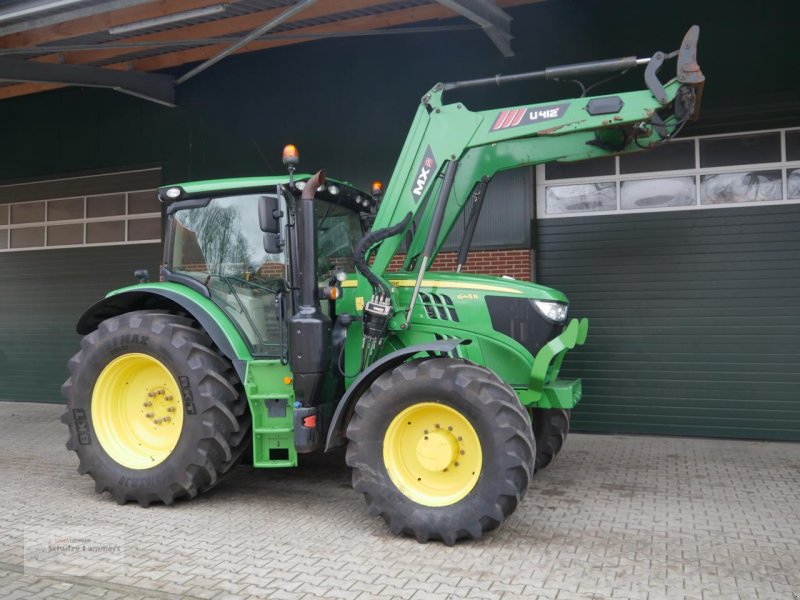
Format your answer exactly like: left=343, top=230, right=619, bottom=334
left=61, top=311, right=250, bottom=507
left=346, top=358, right=535, bottom=545
left=531, top=408, right=570, bottom=473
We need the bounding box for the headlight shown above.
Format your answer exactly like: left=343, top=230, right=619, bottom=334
left=295, top=181, right=306, bottom=191
left=533, top=300, right=568, bottom=322
left=164, top=187, right=182, bottom=199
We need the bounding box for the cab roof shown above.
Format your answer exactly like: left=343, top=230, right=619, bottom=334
left=158, top=174, right=375, bottom=213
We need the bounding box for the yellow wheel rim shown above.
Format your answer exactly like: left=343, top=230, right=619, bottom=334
left=383, top=402, right=482, bottom=507
left=91, top=353, right=184, bottom=470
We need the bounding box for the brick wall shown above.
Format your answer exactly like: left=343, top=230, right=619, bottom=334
left=176, top=250, right=533, bottom=281
left=387, top=249, right=532, bottom=281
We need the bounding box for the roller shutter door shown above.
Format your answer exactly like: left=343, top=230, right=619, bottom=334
left=536, top=204, right=800, bottom=441
left=0, top=169, right=161, bottom=403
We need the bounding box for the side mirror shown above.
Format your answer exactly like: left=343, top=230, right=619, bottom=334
left=258, top=195, right=283, bottom=234
left=264, top=232, right=284, bottom=255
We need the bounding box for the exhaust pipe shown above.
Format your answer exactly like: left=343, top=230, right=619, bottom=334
left=289, top=170, right=331, bottom=408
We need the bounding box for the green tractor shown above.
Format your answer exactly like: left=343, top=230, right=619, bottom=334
left=62, top=28, right=704, bottom=544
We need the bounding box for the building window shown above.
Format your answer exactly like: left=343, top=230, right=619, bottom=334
left=537, top=127, right=800, bottom=218
left=0, top=189, right=160, bottom=252
left=546, top=182, right=616, bottom=214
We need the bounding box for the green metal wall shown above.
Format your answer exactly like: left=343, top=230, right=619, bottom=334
left=0, top=245, right=161, bottom=403
left=0, top=0, right=795, bottom=188
left=537, top=204, right=800, bottom=441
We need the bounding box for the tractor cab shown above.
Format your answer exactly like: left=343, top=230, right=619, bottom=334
left=158, top=175, right=374, bottom=356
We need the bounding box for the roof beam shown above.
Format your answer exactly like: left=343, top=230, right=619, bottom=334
left=127, top=0, right=528, bottom=73
left=0, top=25, right=480, bottom=54
left=0, top=0, right=382, bottom=70
left=0, top=57, right=174, bottom=105
left=434, top=0, right=514, bottom=56
left=177, top=0, right=317, bottom=84
left=0, top=0, right=538, bottom=102
left=54, top=0, right=384, bottom=66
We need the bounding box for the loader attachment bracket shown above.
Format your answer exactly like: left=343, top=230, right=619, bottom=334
left=644, top=50, right=669, bottom=105
left=676, top=25, right=705, bottom=120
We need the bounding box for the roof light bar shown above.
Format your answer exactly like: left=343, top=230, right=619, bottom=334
left=0, top=0, right=87, bottom=23
left=109, top=4, right=228, bottom=35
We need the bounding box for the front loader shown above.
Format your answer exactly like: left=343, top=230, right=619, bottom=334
left=62, top=28, right=704, bottom=544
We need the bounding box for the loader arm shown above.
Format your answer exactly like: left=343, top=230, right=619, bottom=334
left=367, top=26, right=704, bottom=285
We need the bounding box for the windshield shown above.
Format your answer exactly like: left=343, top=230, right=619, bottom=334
left=169, top=193, right=363, bottom=356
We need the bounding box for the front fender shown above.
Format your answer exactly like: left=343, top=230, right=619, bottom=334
left=76, top=283, right=254, bottom=380
left=324, top=339, right=468, bottom=452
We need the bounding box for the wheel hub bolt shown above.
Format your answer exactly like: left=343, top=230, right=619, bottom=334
left=167, top=406, right=176, bottom=413
left=145, top=412, right=154, bottom=418
left=143, top=401, right=152, bottom=407
left=148, top=391, right=156, bottom=398
left=163, top=416, right=171, bottom=422
left=157, top=389, right=165, bottom=395
left=154, top=418, right=163, bottom=424
left=165, top=395, right=173, bottom=401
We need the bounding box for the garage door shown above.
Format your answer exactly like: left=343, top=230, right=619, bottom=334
left=535, top=128, right=800, bottom=441
left=0, top=169, right=162, bottom=403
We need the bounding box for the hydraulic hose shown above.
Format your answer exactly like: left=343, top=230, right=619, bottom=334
left=352, top=211, right=413, bottom=297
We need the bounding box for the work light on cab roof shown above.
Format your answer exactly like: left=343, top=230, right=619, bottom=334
left=282, top=143, right=299, bottom=186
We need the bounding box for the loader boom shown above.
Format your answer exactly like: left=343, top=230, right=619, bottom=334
left=366, top=26, right=704, bottom=300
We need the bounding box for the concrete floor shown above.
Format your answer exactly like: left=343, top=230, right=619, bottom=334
left=1, top=401, right=799, bottom=600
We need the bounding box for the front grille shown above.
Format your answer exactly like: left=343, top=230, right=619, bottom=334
left=485, top=296, right=564, bottom=356
left=419, top=293, right=459, bottom=322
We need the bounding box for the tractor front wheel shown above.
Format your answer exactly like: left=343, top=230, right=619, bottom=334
left=346, top=358, right=535, bottom=545
left=61, top=311, right=250, bottom=506
left=531, top=408, right=570, bottom=473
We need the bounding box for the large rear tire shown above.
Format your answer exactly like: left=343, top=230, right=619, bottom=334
left=346, top=358, right=535, bottom=545
left=531, top=408, right=570, bottom=473
left=61, top=311, right=250, bottom=506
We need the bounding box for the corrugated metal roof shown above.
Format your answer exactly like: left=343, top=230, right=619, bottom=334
left=0, top=0, right=520, bottom=99
left=38, top=0, right=430, bottom=48
left=45, top=0, right=439, bottom=68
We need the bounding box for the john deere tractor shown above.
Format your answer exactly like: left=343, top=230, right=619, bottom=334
left=62, top=28, right=703, bottom=544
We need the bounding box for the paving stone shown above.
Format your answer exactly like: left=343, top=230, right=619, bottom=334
left=1, top=402, right=799, bottom=600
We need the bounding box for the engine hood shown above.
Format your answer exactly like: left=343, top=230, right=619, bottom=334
left=384, top=271, right=569, bottom=304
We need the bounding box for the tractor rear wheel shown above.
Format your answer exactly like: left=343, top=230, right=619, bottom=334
left=531, top=408, right=570, bottom=473
left=346, top=358, right=535, bottom=545
left=61, top=311, right=250, bottom=506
